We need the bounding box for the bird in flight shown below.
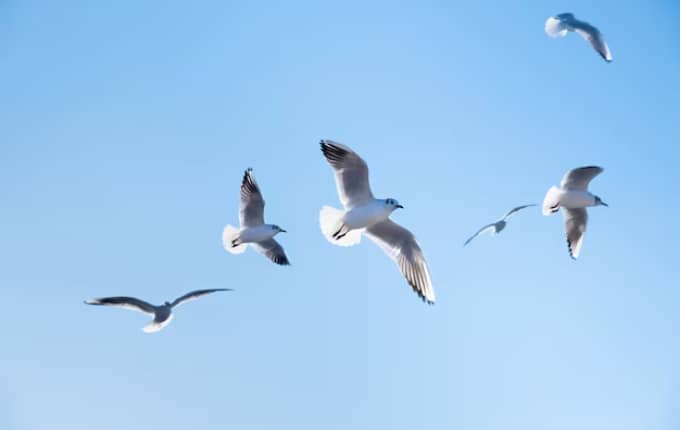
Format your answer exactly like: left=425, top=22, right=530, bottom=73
left=542, top=166, right=608, bottom=259
left=319, top=139, right=435, bottom=304
left=545, top=13, right=613, bottom=62
left=84, top=289, right=232, bottom=333
left=463, top=204, right=536, bottom=246
left=222, top=168, right=290, bottom=265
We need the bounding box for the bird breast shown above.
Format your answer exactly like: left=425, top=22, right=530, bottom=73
left=155, top=306, right=172, bottom=322
left=343, top=201, right=391, bottom=229
left=560, top=190, right=596, bottom=209
left=239, top=225, right=276, bottom=243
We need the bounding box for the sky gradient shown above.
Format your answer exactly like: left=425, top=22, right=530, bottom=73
left=2, top=1, right=680, bottom=429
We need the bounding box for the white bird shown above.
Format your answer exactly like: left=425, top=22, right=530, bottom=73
left=319, top=140, right=435, bottom=304
left=545, top=13, right=613, bottom=62
left=222, top=168, right=290, bottom=265
left=84, top=289, right=232, bottom=333
left=464, top=204, right=536, bottom=246
left=542, top=166, right=608, bottom=259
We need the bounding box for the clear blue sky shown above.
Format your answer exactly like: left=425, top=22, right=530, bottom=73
left=2, top=0, right=679, bottom=429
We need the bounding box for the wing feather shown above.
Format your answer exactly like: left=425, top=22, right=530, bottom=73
left=463, top=223, right=496, bottom=246
left=84, top=296, right=156, bottom=314
left=365, top=219, right=435, bottom=304
left=252, top=239, right=290, bottom=266
left=563, top=208, right=588, bottom=259
left=560, top=166, right=604, bottom=191
left=239, top=168, right=265, bottom=227
left=320, top=140, right=374, bottom=209
left=171, top=288, right=232, bottom=308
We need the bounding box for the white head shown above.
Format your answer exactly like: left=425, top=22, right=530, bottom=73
left=384, top=198, right=404, bottom=211
left=270, top=224, right=287, bottom=234
left=594, top=196, right=608, bottom=207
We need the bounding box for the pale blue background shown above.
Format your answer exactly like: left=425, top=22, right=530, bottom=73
left=1, top=1, right=679, bottom=429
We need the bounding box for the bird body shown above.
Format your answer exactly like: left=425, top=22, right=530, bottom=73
left=556, top=189, right=597, bottom=209
left=542, top=166, right=607, bottom=259
left=222, top=168, right=290, bottom=265
left=343, top=199, right=399, bottom=230
left=463, top=204, right=535, bottom=246
left=319, top=140, right=434, bottom=304
left=85, top=289, right=231, bottom=333
left=493, top=220, right=507, bottom=233
left=236, top=224, right=282, bottom=244
left=146, top=306, right=173, bottom=333
left=545, top=13, right=612, bottom=62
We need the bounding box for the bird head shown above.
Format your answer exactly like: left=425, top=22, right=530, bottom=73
left=384, top=198, right=404, bottom=211
left=595, top=196, right=608, bottom=207
left=271, top=224, right=287, bottom=234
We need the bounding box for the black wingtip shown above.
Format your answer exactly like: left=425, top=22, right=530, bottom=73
left=567, top=239, right=577, bottom=260
left=271, top=255, right=291, bottom=266
left=320, top=140, right=348, bottom=164
left=241, top=168, right=259, bottom=193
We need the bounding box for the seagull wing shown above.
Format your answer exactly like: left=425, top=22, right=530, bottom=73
left=171, top=288, right=232, bottom=308
left=252, top=239, right=290, bottom=266
left=571, top=20, right=612, bottom=62
left=239, top=168, right=265, bottom=227
left=502, top=204, right=537, bottom=220
left=463, top=223, right=496, bottom=246
left=560, top=166, right=604, bottom=191
left=84, top=296, right=156, bottom=314
left=320, top=140, right=374, bottom=209
left=563, top=208, right=588, bottom=259
left=365, top=219, right=435, bottom=304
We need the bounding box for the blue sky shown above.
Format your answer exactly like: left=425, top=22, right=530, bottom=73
left=1, top=0, right=679, bottom=429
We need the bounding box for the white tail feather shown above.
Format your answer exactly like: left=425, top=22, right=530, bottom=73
left=542, top=186, right=562, bottom=215
left=142, top=315, right=173, bottom=333
left=222, top=225, right=248, bottom=254
left=319, top=206, right=362, bottom=247
left=545, top=17, right=568, bottom=38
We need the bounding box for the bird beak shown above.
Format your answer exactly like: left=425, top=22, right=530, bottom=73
left=281, top=229, right=287, bottom=233
left=396, top=204, right=404, bottom=209
left=600, top=201, right=608, bottom=207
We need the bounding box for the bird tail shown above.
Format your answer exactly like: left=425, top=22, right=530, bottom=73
left=222, top=225, right=248, bottom=254
left=542, top=186, right=562, bottom=215
left=545, top=17, right=568, bottom=38
left=142, top=315, right=173, bottom=333
left=319, top=206, right=362, bottom=247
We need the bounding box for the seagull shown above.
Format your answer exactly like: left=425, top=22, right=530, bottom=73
left=464, top=204, right=536, bottom=246
left=318, top=139, right=435, bottom=304
left=222, top=168, right=290, bottom=265
left=545, top=13, right=613, bottom=62
left=84, top=289, right=232, bottom=333
left=542, top=166, right=608, bottom=259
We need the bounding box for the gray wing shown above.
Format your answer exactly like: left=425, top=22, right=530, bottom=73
left=171, top=288, right=232, bottom=308
left=556, top=13, right=576, bottom=21
left=84, top=296, right=156, bottom=315
left=563, top=208, right=588, bottom=259
left=502, top=204, right=537, bottom=220
left=463, top=223, right=496, bottom=246
left=239, top=168, right=265, bottom=227
left=252, top=239, right=290, bottom=265
left=365, top=219, right=435, bottom=304
left=320, top=140, right=374, bottom=209
left=570, top=19, right=612, bottom=62
left=560, top=166, right=604, bottom=191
